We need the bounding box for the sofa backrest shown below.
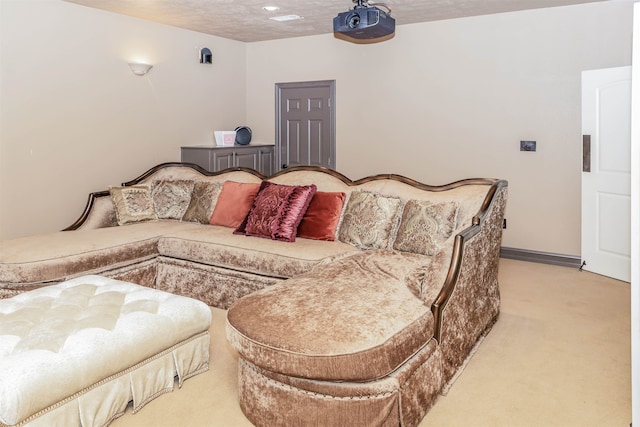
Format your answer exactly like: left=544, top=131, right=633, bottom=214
left=67, top=164, right=263, bottom=230
left=126, top=164, right=263, bottom=186
left=268, top=169, right=493, bottom=241
left=67, top=163, right=502, bottom=261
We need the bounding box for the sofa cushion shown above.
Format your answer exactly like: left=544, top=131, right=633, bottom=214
left=158, top=226, right=360, bottom=279
left=338, top=191, right=403, bottom=250
left=236, top=182, right=317, bottom=242
left=394, top=200, right=459, bottom=256
left=209, top=181, right=261, bottom=228
left=297, top=191, right=346, bottom=241
left=109, top=185, right=158, bottom=225
left=150, top=180, right=194, bottom=220
left=182, top=181, right=223, bottom=224
left=0, top=222, right=202, bottom=285
left=226, top=250, right=434, bottom=382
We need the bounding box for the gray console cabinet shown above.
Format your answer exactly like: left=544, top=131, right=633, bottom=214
left=181, top=144, right=275, bottom=176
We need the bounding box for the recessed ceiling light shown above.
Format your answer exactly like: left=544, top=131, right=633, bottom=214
left=263, top=6, right=280, bottom=12
left=270, top=15, right=303, bottom=22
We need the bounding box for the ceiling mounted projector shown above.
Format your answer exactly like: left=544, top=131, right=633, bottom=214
left=333, top=0, right=395, bottom=43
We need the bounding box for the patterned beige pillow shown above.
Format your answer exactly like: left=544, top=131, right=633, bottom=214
left=109, top=185, right=158, bottom=225
left=338, top=191, right=403, bottom=250
left=150, top=180, right=194, bottom=220
left=393, top=200, right=459, bottom=256
left=183, top=181, right=223, bottom=223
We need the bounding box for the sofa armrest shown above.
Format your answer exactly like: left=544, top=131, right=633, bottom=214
left=63, top=191, right=117, bottom=231
left=430, top=181, right=508, bottom=343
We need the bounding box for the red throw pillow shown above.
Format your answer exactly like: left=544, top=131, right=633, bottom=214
left=235, top=181, right=317, bottom=242
left=297, top=191, right=347, bottom=241
left=209, top=181, right=261, bottom=228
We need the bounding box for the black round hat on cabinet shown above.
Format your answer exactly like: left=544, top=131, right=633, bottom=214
left=235, top=126, right=252, bottom=145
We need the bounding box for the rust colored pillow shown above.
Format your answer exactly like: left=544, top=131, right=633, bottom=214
left=297, top=191, right=347, bottom=241
left=235, top=181, right=317, bottom=242
left=209, top=181, right=260, bottom=228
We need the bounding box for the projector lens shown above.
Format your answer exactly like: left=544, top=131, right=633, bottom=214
left=347, top=12, right=360, bottom=28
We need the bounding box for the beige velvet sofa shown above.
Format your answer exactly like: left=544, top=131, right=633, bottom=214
left=0, top=162, right=508, bottom=426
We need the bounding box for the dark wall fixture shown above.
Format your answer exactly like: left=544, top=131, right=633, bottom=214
left=200, top=48, right=213, bottom=64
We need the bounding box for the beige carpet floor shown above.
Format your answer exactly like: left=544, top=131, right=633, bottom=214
left=109, top=259, right=631, bottom=427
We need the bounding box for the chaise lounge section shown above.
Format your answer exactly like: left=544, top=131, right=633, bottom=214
left=0, top=162, right=508, bottom=426
left=225, top=175, right=508, bottom=426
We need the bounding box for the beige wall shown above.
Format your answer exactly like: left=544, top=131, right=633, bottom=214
left=0, top=1, right=633, bottom=256
left=246, top=1, right=633, bottom=256
left=0, top=0, right=246, bottom=239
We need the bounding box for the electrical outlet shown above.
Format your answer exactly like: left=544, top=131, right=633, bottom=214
left=520, top=140, right=536, bottom=152
left=503, top=218, right=507, bottom=229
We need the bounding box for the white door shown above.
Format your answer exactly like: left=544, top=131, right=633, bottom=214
left=582, top=66, right=632, bottom=282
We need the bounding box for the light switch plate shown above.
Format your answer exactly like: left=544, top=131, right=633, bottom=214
left=520, top=140, right=536, bottom=151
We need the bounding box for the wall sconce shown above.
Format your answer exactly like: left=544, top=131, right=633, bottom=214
left=128, top=62, right=153, bottom=76
left=200, top=48, right=212, bottom=64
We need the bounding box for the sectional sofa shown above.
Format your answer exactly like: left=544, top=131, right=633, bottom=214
left=0, top=162, right=508, bottom=426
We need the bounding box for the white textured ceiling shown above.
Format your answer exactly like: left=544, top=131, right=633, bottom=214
left=64, top=0, right=606, bottom=42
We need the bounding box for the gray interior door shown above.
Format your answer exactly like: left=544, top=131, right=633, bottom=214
left=275, top=80, right=335, bottom=171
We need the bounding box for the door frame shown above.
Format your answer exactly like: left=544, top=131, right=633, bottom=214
left=631, top=4, right=639, bottom=424
left=274, top=80, right=336, bottom=172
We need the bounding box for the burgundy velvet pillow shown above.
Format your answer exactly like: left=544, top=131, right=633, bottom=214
left=274, top=184, right=317, bottom=241
left=209, top=181, right=260, bottom=228
left=297, top=191, right=347, bottom=241
left=235, top=181, right=317, bottom=242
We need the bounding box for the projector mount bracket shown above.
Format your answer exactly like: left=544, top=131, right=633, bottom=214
left=351, top=0, right=392, bottom=14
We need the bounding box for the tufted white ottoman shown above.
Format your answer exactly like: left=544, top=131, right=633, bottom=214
left=0, top=275, right=211, bottom=427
